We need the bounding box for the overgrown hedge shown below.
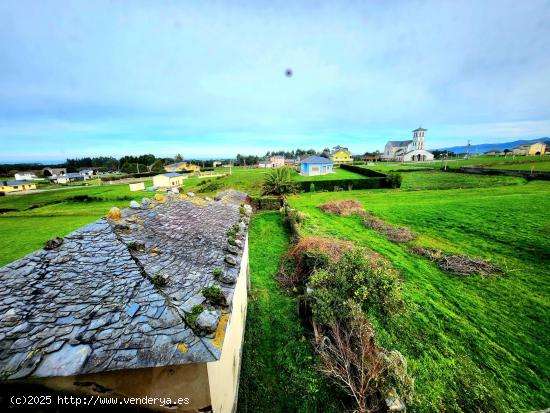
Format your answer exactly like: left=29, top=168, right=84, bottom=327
left=339, top=163, right=387, bottom=177
left=297, top=177, right=391, bottom=192
left=250, top=196, right=283, bottom=210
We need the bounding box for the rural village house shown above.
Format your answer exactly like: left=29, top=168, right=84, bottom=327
left=164, top=161, right=201, bottom=173
left=14, top=172, right=39, bottom=181
left=299, top=155, right=333, bottom=176
left=153, top=172, right=186, bottom=188
left=258, top=156, right=285, bottom=168
left=0, top=180, right=37, bottom=193
left=53, top=173, right=88, bottom=184
left=0, top=192, right=251, bottom=412
left=382, top=127, right=435, bottom=162
left=329, top=146, right=353, bottom=165
left=512, top=141, right=547, bottom=156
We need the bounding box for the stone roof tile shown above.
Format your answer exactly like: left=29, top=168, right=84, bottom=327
left=0, top=192, right=249, bottom=379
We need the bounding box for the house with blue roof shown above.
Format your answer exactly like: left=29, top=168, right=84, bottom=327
left=299, top=155, right=333, bottom=176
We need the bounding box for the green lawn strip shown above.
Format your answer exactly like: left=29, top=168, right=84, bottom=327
left=399, top=170, right=525, bottom=191
left=290, top=167, right=366, bottom=181
left=287, top=182, right=550, bottom=412
left=485, top=160, right=550, bottom=172
left=238, top=211, right=346, bottom=413
left=0, top=215, right=102, bottom=266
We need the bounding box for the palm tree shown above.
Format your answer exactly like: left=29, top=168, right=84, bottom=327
left=262, top=167, right=296, bottom=196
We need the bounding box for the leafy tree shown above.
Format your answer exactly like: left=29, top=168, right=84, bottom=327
left=150, top=159, right=165, bottom=172
left=262, top=167, right=296, bottom=196
left=174, top=154, right=184, bottom=162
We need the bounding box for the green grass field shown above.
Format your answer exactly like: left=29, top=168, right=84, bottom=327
left=367, top=155, right=550, bottom=172
left=399, top=171, right=525, bottom=191
left=0, top=183, right=155, bottom=266
left=287, top=181, right=550, bottom=412
left=238, top=212, right=345, bottom=412
left=485, top=160, right=550, bottom=171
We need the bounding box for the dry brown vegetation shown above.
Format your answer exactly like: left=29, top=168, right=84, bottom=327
left=409, top=245, right=502, bottom=276
left=317, top=200, right=416, bottom=243
left=318, top=199, right=364, bottom=216
left=277, top=236, right=356, bottom=287
left=362, top=212, right=416, bottom=243
left=314, top=304, right=413, bottom=413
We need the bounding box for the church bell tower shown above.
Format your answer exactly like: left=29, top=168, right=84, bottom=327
left=412, top=127, right=427, bottom=150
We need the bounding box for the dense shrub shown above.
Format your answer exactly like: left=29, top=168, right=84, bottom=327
left=385, top=172, right=403, bottom=188
left=198, top=180, right=223, bottom=192
left=277, top=236, right=355, bottom=288
left=308, top=248, right=404, bottom=325
left=250, top=196, right=282, bottom=210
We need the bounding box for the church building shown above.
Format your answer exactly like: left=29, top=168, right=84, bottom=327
left=382, top=127, right=434, bottom=162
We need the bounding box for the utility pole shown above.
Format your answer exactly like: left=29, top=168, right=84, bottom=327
left=136, top=162, right=140, bottom=174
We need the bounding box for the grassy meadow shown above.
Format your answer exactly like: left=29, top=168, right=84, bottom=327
left=0, top=183, right=155, bottom=266
left=287, top=181, right=550, bottom=412
left=0, top=165, right=548, bottom=412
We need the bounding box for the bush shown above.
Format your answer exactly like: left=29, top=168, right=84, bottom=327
left=385, top=172, right=402, bottom=188
left=308, top=248, right=403, bottom=325
left=277, top=236, right=355, bottom=288
left=198, top=180, right=222, bottom=192
left=262, top=167, right=296, bottom=195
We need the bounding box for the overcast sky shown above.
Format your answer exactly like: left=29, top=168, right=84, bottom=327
left=1, top=0, right=549, bottom=162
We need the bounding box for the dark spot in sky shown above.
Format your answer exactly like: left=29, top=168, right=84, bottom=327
left=285, top=69, right=293, bottom=77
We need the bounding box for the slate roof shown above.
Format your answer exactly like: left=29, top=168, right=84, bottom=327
left=160, top=172, right=182, bottom=178
left=300, top=155, right=333, bottom=165
left=165, top=161, right=187, bottom=168
left=412, top=127, right=427, bottom=132
left=0, top=192, right=251, bottom=380
left=386, top=140, right=412, bottom=147
left=1, top=180, right=34, bottom=186
left=60, top=173, right=84, bottom=179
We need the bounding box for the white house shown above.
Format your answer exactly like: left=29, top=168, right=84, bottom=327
left=382, top=127, right=434, bottom=162
left=258, top=156, right=285, bottom=168
left=14, top=172, right=39, bottom=180
left=55, top=173, right=87, bottom=184
left=79, top=169, right=95, bottom=177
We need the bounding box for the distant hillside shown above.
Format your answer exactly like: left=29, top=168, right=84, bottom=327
left=434, top=137, right=550, bottom=154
